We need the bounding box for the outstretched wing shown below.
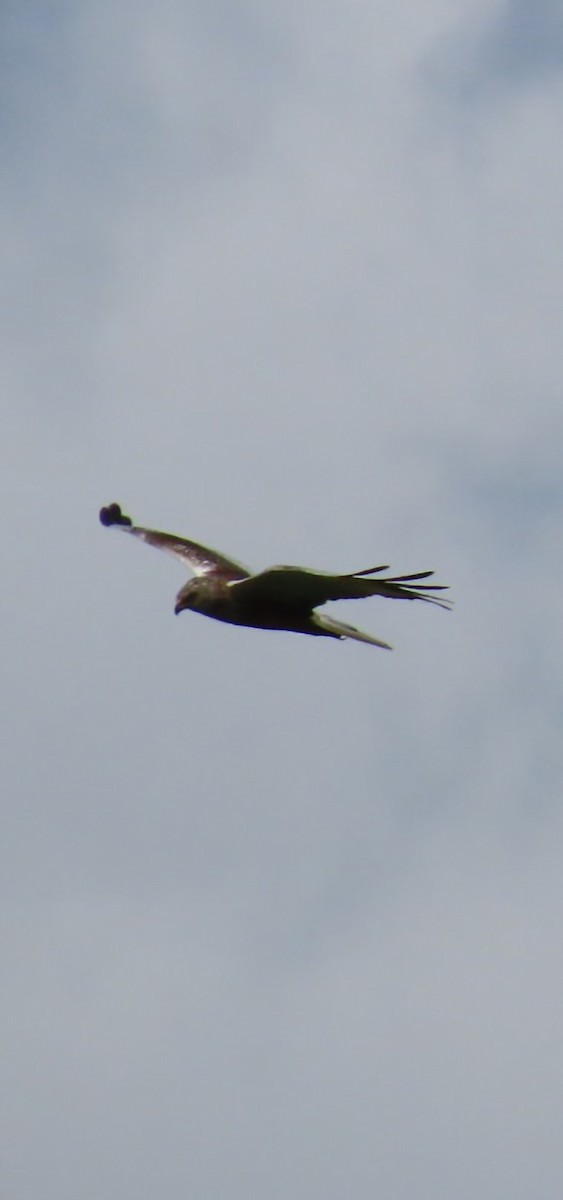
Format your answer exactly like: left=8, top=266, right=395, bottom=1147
left=99, top=503, right=250, bottom=581
left=229, top=564, right=451, bottom=609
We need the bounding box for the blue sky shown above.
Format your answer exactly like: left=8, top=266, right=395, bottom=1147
left=3, top=3, right=563, bottom=1197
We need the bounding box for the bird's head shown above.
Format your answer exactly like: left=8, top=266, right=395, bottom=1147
left=174, top=578, right=203, bottom=615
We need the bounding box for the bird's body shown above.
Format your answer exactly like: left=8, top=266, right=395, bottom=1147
left=175, top=575, right=338, bottom=637
left=99, top=503, right=451, bottom=649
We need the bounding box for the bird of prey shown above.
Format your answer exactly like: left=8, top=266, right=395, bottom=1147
left=99, top=503, right=451, bottom=650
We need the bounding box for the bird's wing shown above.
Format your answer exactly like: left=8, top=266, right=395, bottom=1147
left=229, top=564, right=452, bottom=609
left=99, top=503, right=250, bottom=580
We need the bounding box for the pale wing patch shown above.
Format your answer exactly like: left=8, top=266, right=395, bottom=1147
left=127, top=529, right=249, bottom=579
left=100, top=504, right=249, bottom=580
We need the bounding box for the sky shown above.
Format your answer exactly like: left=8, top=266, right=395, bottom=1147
left=3, top=1, right=563, bottom=1196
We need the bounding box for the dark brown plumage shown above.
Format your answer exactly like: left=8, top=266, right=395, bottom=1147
left=99, top=503, right=451, bottom=649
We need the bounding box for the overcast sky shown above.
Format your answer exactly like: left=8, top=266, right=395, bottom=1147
left=3, top=2, right=563, bottom=1197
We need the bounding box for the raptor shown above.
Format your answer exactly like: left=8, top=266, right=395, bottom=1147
left=99, top=503, right=451, bottom=649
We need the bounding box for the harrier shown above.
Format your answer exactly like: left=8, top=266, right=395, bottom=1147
left=99, top=503, right=451, bottom=649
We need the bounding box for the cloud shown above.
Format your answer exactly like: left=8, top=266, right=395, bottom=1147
left=3, top=3, right=563, bottom=1198
left=484, top=0, right=563, bottom=82
left=426, top=0, right=563, bottom=100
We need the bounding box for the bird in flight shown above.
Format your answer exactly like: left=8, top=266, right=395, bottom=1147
left=99, top=503, right=451, bottom=650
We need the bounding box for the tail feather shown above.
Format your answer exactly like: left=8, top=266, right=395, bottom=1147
left=313, top=612, right=392, bottom=650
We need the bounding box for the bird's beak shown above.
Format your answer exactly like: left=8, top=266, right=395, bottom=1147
left=174, top=601, right=182, bottom=615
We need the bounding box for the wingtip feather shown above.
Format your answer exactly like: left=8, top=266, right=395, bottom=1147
left=99, top=503, right=133, bottom=528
